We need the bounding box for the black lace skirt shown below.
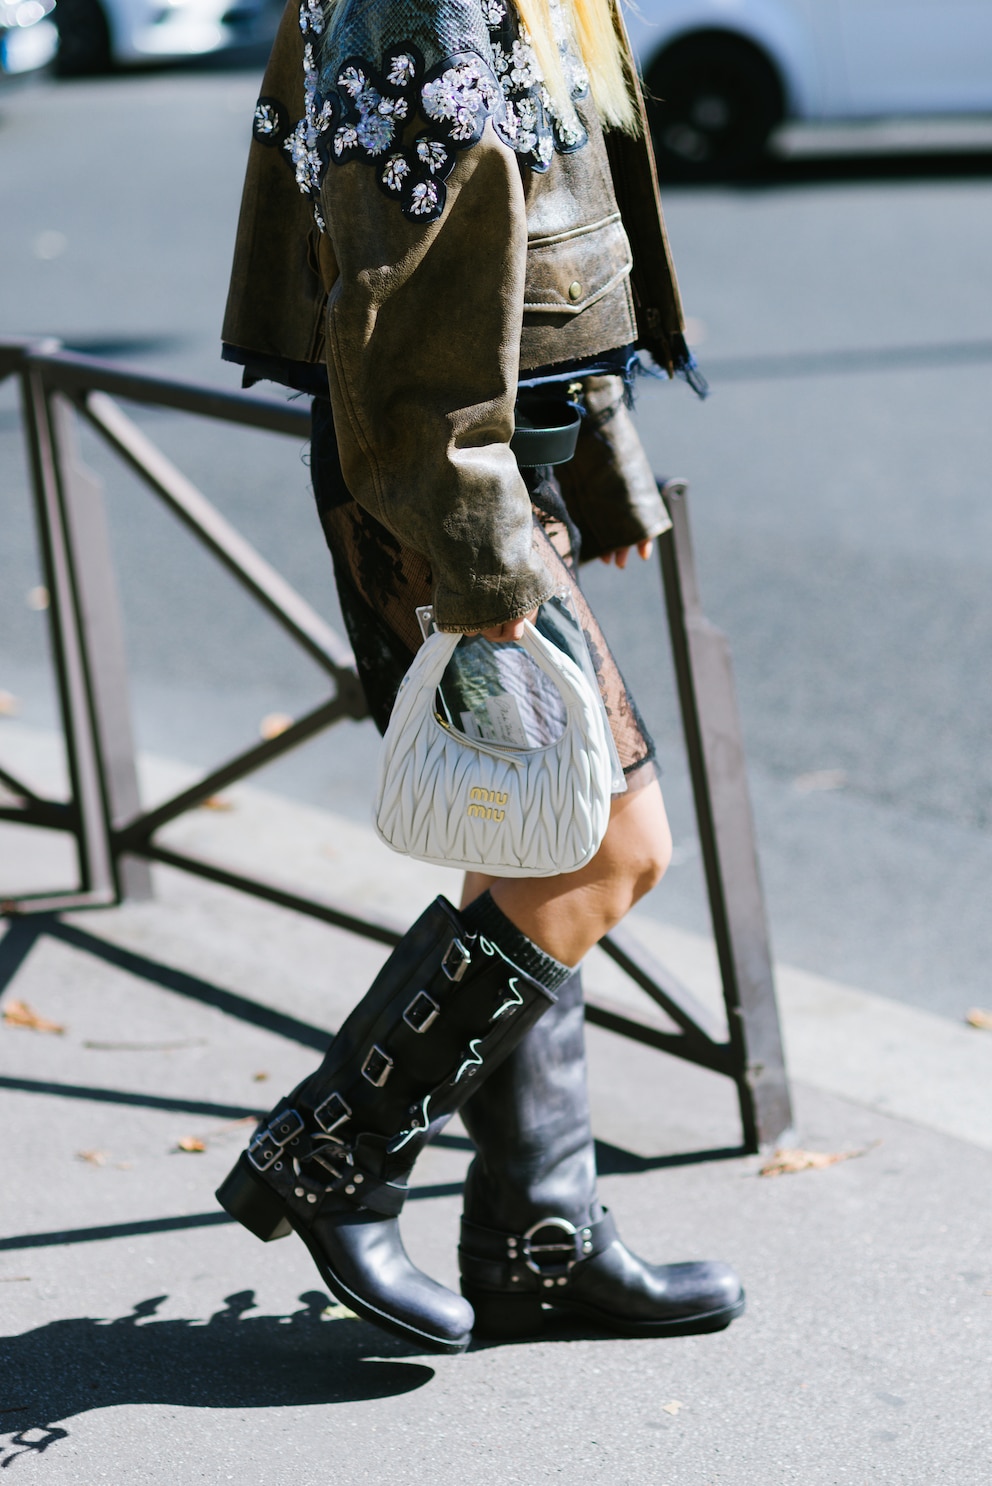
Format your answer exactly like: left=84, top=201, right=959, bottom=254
left=310, top=397, right=656, bottom=785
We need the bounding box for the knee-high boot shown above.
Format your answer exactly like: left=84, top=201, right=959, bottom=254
left=216, top=896, right=558, bottom=1354
left=457, top=970, right=746, bottom=1338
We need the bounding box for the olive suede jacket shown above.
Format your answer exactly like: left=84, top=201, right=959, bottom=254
left=222, top=0, right=693, bottom=631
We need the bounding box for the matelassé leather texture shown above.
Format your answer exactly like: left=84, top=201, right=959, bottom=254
left=222, top=0, right=685, bottom=631
left=374, top=622, right=614, bottom=876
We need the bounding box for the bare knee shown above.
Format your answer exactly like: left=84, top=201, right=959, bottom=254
left=596, top=783, right=673, bottom=918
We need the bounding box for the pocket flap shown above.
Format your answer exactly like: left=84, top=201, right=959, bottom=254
left=524, top=214, right=633, bottom=315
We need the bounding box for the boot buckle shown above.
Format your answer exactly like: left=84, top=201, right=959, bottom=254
left=403, top=991, right=440, bottom=1034
left=361, top=1045, right=394, bottom=1087
left=520, top=1217, right=583, bottom=1280
left=441, top=937, right=471, bottom=982
left=247, top=1107, right=304, bottom=1172
left=314, top=1091, right=351, bottom=1134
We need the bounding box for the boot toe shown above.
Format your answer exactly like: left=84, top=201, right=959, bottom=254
left=308, top=1210, right=475, bottom=1352
left=560, top=1243, right=745, bottom=1334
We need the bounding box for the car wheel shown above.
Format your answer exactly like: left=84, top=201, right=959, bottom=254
left=646, top=34, right=784, bottom=181
left=54, top=0, right=112, bottom=77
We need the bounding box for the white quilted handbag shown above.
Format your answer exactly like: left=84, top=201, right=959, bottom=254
left=374, top=621, right=614, bottom=877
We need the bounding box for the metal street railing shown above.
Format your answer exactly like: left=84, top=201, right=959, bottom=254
left=0, top=337, right=792, bottom=1150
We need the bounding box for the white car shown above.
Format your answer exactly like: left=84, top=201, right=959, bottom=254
left=53, top=0, right=278, bottom=76
left=1, top=0, right=58, bottom=75
left=627, top=0, right=992, bottom=176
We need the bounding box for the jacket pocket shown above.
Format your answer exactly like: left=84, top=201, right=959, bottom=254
left=523, top=214, right=633, bottom=316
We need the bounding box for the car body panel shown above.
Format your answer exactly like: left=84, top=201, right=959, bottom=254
left=1, top=0, right=58, bottom=74
left=99, top=0, right=272, bottom=63
left=630, top=0, right=992, bottom=123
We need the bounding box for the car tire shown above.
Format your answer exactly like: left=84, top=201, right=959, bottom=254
left=646, top=34, right=784, bottom=181
left=54, top=0, right=112, bottom=77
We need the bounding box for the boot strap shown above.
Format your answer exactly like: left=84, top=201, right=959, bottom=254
left=247, top=1108, right=408, bottom=1216
left=459, top=1209, right=618, bottom=1290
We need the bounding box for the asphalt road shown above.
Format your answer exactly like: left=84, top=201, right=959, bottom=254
left=2, top=63, right=991, bottom=1019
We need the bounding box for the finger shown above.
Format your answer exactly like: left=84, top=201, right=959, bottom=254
left=613, top=547, right=630, bottom=570
left=637, top=538, right=654, bottom=561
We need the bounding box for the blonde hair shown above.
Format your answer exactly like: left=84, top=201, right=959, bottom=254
left=323, top=0, right=640, bottom=135
left=518, top=0, right=639, bottom=134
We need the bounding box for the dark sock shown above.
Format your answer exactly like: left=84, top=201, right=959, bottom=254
left=462, top=891, right=573, bottom=994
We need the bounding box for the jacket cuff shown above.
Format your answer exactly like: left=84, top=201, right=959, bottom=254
left=556, top=374, right=670, bottom=562
left=432, top=559, right=557, bottom=634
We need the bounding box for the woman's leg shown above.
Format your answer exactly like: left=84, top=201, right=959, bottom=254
left=457, top=778, right=744, bottom=1340
left=462, top=773, right=672, bottom=966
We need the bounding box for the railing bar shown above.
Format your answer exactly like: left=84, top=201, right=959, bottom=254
left=583, top=999, right=734, bottom=1075
left=114, top=695, right=358, bottom=846
left=137, top=843, right=406, bottom=948
left=0, top=802, right=75, bottom=829
left=28, top=349, right=310, bottom=437
left=0, top=763, right=48, bottom=807
left=80, top=391, right=360, bottom=677
left=600, top=924, right=727, bottom=1045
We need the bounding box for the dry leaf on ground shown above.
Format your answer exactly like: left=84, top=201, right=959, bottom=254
left=259, top=712, right=293, bottom=740
left=3, top=998, right=65, bottom=1034
left=661, top=1401, right=684, bottom=1417
left=176, top=1136, right=207, bottom=1153
left=77, top=1150, right=107, bottom=1166
left=965, top=1008, right=992, bottom=1031
left=759, top=1144, right=876, bottom=1177
left=322, top=1302, right=359, bottom=1321
left=253, top=1071, right=269, bottom=1082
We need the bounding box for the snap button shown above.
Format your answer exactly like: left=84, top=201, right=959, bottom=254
left=568, top=281, right=582, bottom=302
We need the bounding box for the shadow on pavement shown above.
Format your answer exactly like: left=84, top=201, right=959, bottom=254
left=0, top=1290, right=434, bottom=1467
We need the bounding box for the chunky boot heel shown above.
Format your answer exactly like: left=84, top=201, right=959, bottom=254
left=217, top=1154, right=292, bottom=1242
left=462, top=1288, right=546, bottom=1340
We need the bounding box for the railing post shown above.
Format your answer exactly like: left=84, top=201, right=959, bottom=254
left=20, top=363, right=150, bottom=904
left=54, top=390, right=152, bottom=900
left=658, top=480, right=793, bottom=1149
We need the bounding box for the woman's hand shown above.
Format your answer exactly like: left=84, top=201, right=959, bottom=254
left=464, top=608, right=540, bottom=643
left=599, top=538, right=654, bottom=569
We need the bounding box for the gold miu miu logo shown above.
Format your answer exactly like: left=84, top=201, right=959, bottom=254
left=467, top=787, right=507, bottom=822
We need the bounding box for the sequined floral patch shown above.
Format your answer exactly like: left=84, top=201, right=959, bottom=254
left=328, top=44, right=507, bottom=222
left=262, top=0, right=591, bottom=230
left=252, top=96, right=290, bottom=147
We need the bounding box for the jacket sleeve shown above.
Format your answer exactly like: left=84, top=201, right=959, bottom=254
left=555, top=374, right=671, bottom=562
left=320, top=115, right=556, bottom=634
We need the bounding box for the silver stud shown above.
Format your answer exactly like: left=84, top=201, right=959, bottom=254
left=557, top=1276, right=568, bottom=1286
left=543, top=1278, right=554, bottom=1288
left=353, top=1174, right=364, bottom=1184
left=345, top=1184, right=356, bottom=1194
left=306, top=1193, right=317, bottom=1204
left=294, top=1187, right=304, bottom=1197
left=511, top=1275, right=520, bottom=1283
left=274, top=1161, right=283, bottom=1170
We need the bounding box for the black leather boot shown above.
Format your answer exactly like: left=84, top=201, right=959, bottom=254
left=217, top=896, right=557, bottom=1355
left=458, top=969, right=746, bottom=1339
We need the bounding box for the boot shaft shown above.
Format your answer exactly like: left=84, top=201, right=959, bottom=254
left=245, top=896, right=557, bottom=1217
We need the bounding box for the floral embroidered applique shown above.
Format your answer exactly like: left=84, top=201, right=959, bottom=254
left=260, top=0, right=590, bottom=229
